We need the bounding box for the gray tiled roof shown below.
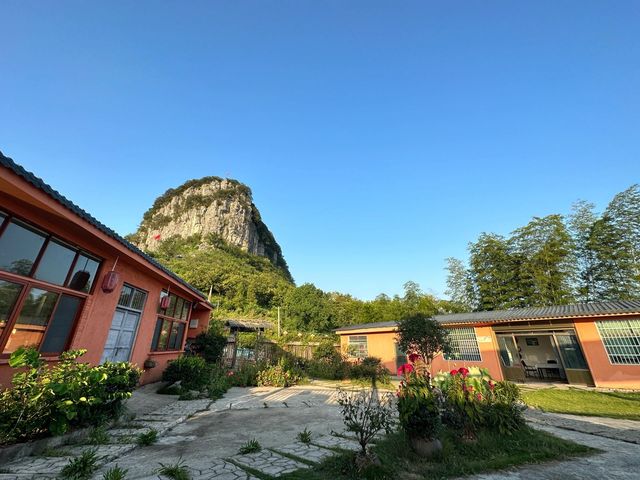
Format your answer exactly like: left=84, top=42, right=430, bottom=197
left=0, top=150, right=209, bottom=303
left=335, top=300, right=640, bottom=332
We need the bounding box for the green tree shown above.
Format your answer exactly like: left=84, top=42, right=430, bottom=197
left=396, top=313, right=450, bottom=366
left=445, top=257, right=476, bottom=311
left=568, top=200, right=599, bottom=301
left=284, top=283, right=335, bottom=332
left=510, top=215, right=575, bottom=306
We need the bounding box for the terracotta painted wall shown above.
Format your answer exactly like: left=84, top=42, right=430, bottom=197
left=574, top=319, right=640, bottom=389
left=339, top=330, right=399, bottom=373
left=430, top=326, right=504, bottom=380
left=0, top=190, right=211, bottom=387
left=339, top=326, right=505, bottom=380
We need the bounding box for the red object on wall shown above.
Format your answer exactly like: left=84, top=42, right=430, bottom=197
left=160, top=294, right=170, bottom=310
left=101, top=270, right=120, bottom=293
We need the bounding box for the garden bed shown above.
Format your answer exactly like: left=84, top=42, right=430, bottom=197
left=280, top=426, right=596, bottom=480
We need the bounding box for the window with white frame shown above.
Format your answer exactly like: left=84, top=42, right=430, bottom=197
left=595, top=319, right=640, bottom=365
left=348, top=335, right=368, bottom=358
left=444, top=327, right=482, bottom=362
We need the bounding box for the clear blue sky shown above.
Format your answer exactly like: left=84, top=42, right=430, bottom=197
left=1, top=1, right=639, bottom=300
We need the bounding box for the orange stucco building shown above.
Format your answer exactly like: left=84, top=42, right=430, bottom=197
left=0, top=151, right=212, bottom=386
left=337, top=302, right=640, bottom=390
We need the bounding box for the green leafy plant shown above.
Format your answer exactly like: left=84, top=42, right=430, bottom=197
left=86, top=426, right=110, bottom=445
left=349, top=357, right=391, bottom=387
left=162, top=355, right=211, bottom=392
left=157, top=458, right=191, bottom=480
left=229, top=362, right=261, bottom=387
left=59, top=449, right=99, bottom=480
left=136, top=429, right=158, bottom=446
left=256, top=357, right=302, bottom=387
left=190, top=327, right=227, bottom=363
left=396, top=313, right=451, bottom=367
left=336, top=389, right=395, bottom=456
left=0, top=348, right=140, bottom=446
left=297, top=427, right=312, bottom=444
left=102, top=465, right=128, bottom=480
left=397, top=373, right=442, bottom=441
left=238, top=438, right=262, bottom=454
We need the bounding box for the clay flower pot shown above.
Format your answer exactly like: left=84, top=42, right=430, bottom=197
left=409, top=435, right=443, bottom=457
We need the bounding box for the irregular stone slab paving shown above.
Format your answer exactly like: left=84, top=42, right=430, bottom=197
left=117, top=459, right=259, bottom=480
left=273, top=442, right=335, bottom=463
left=525, top=409, right=640, bottom=445
left=1, top=456, right=72, bottom=477
left=232, top=449, right=309, bottom=477
left=470, top=423, right=640, bottom=480
left=311, top=434, right=361, bottom=451
left=64, top=443, right=137, bottom=461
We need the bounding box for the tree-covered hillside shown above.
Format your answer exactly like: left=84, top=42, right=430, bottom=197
left=446, top=184, right=640, bottom=311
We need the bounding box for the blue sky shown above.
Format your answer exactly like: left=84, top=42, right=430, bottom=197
left=1, top=1, right=639, bottom=300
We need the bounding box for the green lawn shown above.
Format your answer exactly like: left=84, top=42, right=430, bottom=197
left=522, top=387, right=640, bottom=420
left=275, top=427, right=594, bottom=480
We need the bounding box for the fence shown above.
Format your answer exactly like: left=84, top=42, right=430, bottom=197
left=222, top=339, right=339, bottom=369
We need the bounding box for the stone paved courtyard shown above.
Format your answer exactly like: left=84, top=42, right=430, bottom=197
left=1, top=385, right=640, bottom=479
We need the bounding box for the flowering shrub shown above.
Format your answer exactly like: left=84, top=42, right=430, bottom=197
left=396, top=373, right=441, bottom=441
left=256, top=362, right=301, bottom=387
left=434, top=367, right=525, bottom=438
left=397, top=362, right=414, bottom=376
left=163, top=355, right=211, bottom=391
left=0, top=348, right=140, bottom=445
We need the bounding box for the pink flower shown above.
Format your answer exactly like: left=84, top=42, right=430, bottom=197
left=397, top=363, right=414, bottom=376
left=408, top=353, right=422, bottom=363
left=476, top=393, right=483, bottom=401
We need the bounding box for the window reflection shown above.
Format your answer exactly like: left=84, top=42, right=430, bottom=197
left=3, top=288, right=59, bottom=354
left=0, top=221, right=46, bottom=275
left=35, top=240, right=77, bottom=285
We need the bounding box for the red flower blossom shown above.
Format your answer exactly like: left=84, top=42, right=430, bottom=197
left=408, top=353, right=422, bottom=363
left=488, top=381, right=495, bottom=390
left=476, top=393, right=483, bottom=401
left=458, top=367, right=469, bottom=377
left=467, top=385, right=474, bottom=392
left=397, top=363, right=414, bottom=376
left=450, top=369, right=459, bottom=376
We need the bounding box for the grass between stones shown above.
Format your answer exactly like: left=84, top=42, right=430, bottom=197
left=278, top=426, right=596, bottom=480
left=522, top=388, right=640, bottom=420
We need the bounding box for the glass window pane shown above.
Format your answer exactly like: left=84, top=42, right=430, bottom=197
left=34, top=240, right=77, bottom=285
left=0, top=221, right=46, bottom=276
left=175, top=322, right=185, bottom=350
left=444, top=327, right=482, bottom=362
left=155, top=319, right=171, bottom=351
left=40, top=295, right=81, bottom=353
left=0, top=280, right=23, bottom=338
left=131, top=289, right=146, bottom=311
left=555, top=334, right=588, bottom=369
left=151, top=318, right=163, bottom=350
left=167, top=294, right=177, bottom=318
left=498, top=336, right=518, bottom=367
left=67, top=255, right=100, bottom=292
left=3, top=288, right=59, bottom=353
left=168, top=322, right=180, bottom=350
left=181, top=301, right=191, bottom=321
left=118, top=285, right=134, bottom=308
left=348, top=335, right=368, bottom=358
left=174, top=297, right=184, bottom=320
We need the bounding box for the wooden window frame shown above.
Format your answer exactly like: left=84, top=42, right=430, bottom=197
left=0, top=272, right=86, bottom=358
left=151, top=291, right=192, bottom=353
left=0, top=209, right=102, bottom=295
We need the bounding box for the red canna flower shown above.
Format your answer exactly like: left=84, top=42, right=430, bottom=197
left=450, top=369, right=459, bottom=376
left=458, top=367, right=470, bottom=377
left=408, top=353, right=422, bottom=363
left=397, top=363, right=414, bottom=376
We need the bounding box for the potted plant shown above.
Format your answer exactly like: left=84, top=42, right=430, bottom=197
left=397, top=370, right=443, bottom=456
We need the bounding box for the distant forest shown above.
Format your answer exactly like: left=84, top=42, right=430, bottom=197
left=446, top=184, right=640, bottom=312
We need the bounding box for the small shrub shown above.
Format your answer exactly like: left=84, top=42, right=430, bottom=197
left=256, top=363, right=301, bottom=387
left=349, top=357, right=391, bottom=387
left=206, top=365, right=230, bottom=400
left=230, top=362, right=261, bottom=387
left=337, top=389, right=395, bottom=456
left=297, top=427, right=312, bottom=444
left=313, top=340, right=340, bottom=362
left=59, top=449, right=99, bottom=480
left=102, top=465, right=128, bottom=480
left=157, top=458, right=190, bottom=480
left=239, top=438, right=262, bottom=454
left=397, top=373, right=441, bottom=441
left=86, top=426, right=110, bottom=445
left=0, top=348, right=140, bottom=446
left=162, top=356, right=210, bottom=392
left=136, top=429, right=158, bottom=446
left=190, top=328, right=227, bottom=364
